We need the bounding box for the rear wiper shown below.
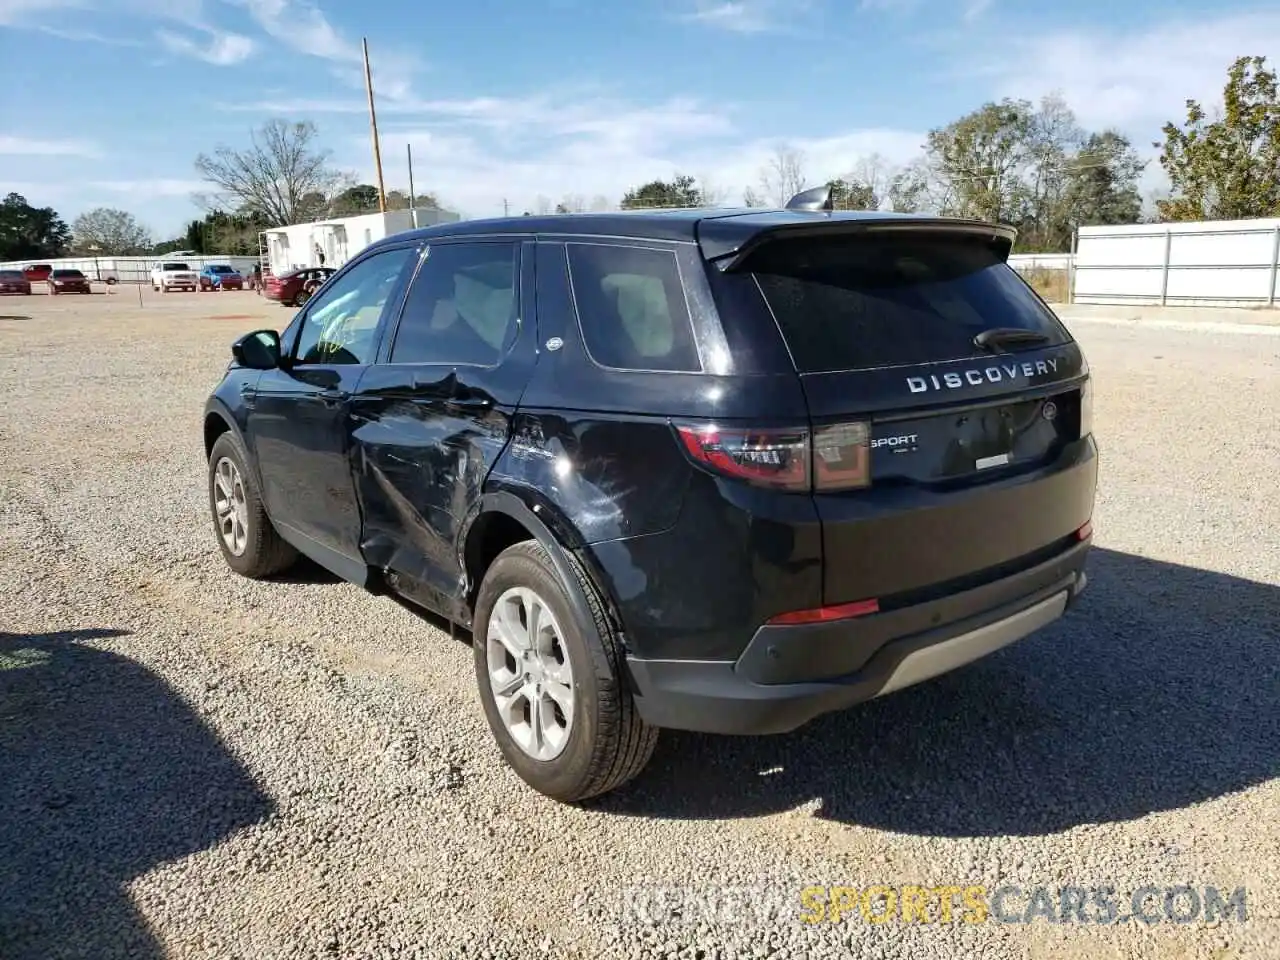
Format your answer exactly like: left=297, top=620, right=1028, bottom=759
left=973, top=327, right=1050, bottom=352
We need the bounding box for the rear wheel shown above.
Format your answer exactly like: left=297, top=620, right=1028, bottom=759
left=207, top=431, right=298, bottom=579
left=472, top=540, right=658, bottom=802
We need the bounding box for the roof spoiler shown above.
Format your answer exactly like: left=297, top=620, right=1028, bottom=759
left=785, top=184, right=834, bottom=213
left=700, top=217, right=1019, bottom=272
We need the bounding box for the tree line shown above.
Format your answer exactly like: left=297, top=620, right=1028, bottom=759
left=3, top=54, right=1274, bottom=262
left=618, top=54, right=1279, bottom=252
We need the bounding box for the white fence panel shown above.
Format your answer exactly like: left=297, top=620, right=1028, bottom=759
left=1073, top=218, right=1280, bottom=307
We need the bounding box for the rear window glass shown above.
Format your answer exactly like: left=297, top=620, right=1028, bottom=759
left=0, top=270, right=24, bottom=280
left=742, top=233, right=1070, bottom=373
left=566, top=243, right=701, bottom=373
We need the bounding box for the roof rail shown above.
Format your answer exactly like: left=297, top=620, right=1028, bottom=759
left=784, top=184, right=834, bottom=213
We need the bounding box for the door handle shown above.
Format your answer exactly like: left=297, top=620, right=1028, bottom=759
left=445, top=395, right=494, bottom=412
left=318, top=389, right=347, bottom=408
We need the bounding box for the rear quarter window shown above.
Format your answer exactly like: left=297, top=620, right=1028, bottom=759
left=566, top=243, right=702, bottom=373
left=742, top=232, right=1071, bottom=373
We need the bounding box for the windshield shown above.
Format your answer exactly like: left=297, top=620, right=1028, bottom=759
left=210, top=265, right=235, bottom=273
left=52, top=269, right=84, bottom=278
left=163, top=262, right=190, bottom=271
left=0, top=270, right=24, bottom=280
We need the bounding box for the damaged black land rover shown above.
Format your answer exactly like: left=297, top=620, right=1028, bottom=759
left=202, top=187, right=1097, bottom=802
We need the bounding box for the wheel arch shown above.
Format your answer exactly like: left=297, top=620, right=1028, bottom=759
left=461, top=489, right=625, bottom=645
left=203, top=400, right=266, bottom=493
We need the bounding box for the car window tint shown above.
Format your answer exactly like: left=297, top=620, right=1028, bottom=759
left=565, top=243, right=701, bottom=372
left=742, top=233, right=1071, bottom=372
left=390, top=242, right=518, bottom=366
left=293, top=247, right=415, bottom=366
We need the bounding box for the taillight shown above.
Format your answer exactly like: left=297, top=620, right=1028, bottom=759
left=675, top=420, right=871, bottom=493
left=1079, top=377, right=1093, bottom=438
left=812, top=421, right=871, bottom=491
left=676, top=424, right=809, bottom=491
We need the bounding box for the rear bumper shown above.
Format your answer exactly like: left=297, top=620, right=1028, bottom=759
left=627, top=536, right=1091, bottom=735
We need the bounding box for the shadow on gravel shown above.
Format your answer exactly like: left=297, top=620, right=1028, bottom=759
left=599, top=548, right=1280, bottom=837
left=0, top=315, right=33, bottom=321
left=264, top=553, right=341, bottom=585
left=0, top=628, right=274, bottom=959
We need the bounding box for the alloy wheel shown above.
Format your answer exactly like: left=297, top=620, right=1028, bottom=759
left=485, top=587, right=575, bottom=761
left=212, top=456, right=250, bottom=556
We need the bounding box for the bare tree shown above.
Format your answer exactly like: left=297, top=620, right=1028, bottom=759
left=534, top=195, right=553, bottom=216
left=849, top=153, right=893, bottom=209
left=695, top=174, right=730, bottom=207
left=588, top=194, right=613, bottom=212
left=71, top=207, right=151, bottom=255
left=556, top=194, right=588, bottom=213
left=742, top=185, right=767, bottom=207
left=194, top=120, right=348, bottom=227
left=759, top=145, right=807, bottom=206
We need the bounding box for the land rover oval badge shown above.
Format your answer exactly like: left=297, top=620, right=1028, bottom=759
left=1042, top=400, right=1058, bottom=421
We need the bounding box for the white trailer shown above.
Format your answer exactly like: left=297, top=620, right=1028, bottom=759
left=258, top=207, right=461, bottom=277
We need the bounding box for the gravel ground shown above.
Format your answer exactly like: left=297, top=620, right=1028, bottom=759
left=1, top=288, right=1277, bottom=960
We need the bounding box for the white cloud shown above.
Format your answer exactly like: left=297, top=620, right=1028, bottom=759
left=233, top=0, right=353, bottom=61
left=0, top=0, right=85, bottom=23
left=35, top=24, right=143, bottom=44
left=329, top=92, right=923, bottom=217
left=975, top=11, right=1280, bottom=133
left=682, top=0, right=796, bottom=33
left=157, top=27, right=255, bottom=65
left=0, top=136, right=100, bottom=157
left=228, top=0, right=420, bottom=102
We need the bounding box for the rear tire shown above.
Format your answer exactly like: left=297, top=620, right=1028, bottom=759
left=207, top=431, right=298, bottom=579
left=472, top=540, right=658, bottom=802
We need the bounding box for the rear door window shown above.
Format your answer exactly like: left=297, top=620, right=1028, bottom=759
left=742, top=233, right=1071, bottom=373
left=566, top=243, right=701, bottom=372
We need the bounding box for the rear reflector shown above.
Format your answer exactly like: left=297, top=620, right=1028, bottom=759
left=767, top=598, right=880, bottom=625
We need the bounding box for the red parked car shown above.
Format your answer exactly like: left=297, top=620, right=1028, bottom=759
left=0, top=269, right=32, bottom=294
left=23, top=264, right=52, bottom=282
left=263, top=266, right=335, bottom=307
left=47, top=268, right=92, bottom=294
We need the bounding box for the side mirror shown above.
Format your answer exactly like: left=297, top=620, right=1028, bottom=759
left=231, top=329, right=281, bottom=370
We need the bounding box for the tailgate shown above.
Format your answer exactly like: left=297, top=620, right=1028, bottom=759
left=718, top=222, right=1098, bottom=604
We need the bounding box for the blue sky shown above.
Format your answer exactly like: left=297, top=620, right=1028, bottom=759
left=2, top=0, right=1277, bottom=240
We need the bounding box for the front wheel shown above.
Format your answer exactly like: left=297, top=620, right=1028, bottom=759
left=472, top=540, right=658, bottom=802
left=207, top=432, right=298, bottom=579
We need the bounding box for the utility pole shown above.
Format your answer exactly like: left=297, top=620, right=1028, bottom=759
left=362, top=37, right=387, bottom=213
left=407, top=142, right=417, bottom=228
left=502, top=198, right=509, bottom=217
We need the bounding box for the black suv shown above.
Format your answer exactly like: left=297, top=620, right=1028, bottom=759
left=203, top=187, right=1097, bottom=802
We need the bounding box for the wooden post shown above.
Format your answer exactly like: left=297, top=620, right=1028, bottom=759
left=363, top=37, right=387, bottom=213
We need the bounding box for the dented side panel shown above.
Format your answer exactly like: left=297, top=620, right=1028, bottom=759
left=347, top=241, right=539, bottom=619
